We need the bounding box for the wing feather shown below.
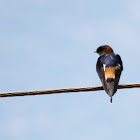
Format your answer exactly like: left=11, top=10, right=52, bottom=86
left=96, top=54, right=123, bottom=97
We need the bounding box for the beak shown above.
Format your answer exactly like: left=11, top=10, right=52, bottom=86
left=94, top=51, right=97, bottom=53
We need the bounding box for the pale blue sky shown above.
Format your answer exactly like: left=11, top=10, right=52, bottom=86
left=0, top=0, right=140, bottom=140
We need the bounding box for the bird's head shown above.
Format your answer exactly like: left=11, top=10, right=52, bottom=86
left=95, top=45, right=113, bottom=56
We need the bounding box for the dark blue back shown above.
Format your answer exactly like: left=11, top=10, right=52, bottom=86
left=97, top=52, right=122, bottom=70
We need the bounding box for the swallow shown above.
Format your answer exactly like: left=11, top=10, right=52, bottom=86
left=95, top=45, right=123, bottom=103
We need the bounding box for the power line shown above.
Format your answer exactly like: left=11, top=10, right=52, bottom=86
left=0, top=83, right=140, bottom=98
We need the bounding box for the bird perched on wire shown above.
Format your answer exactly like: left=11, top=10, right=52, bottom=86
left=95, top=45, right=123, bottom=103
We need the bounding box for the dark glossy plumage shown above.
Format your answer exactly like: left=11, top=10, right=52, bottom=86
left=96, top=45, right=123, bottom=103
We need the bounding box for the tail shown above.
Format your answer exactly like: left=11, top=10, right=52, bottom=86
left=110, top=97, right=112, bottom=103
left=103, top=78, right=118, bottom=103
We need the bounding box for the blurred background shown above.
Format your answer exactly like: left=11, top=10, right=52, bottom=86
left=0, top=0, right=140, bottom=140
